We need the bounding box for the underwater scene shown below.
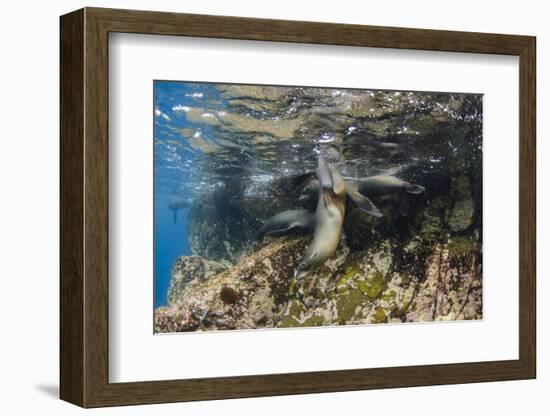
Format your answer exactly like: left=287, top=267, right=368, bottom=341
left=153, top=81, right=483, bottom=333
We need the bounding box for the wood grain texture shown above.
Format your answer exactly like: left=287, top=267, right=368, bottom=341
left=59, top=7, right=537, bottom=408
left=83, top=10, right=110, bottom=406
left=518, top=38, right=536, bottom=376
left=59, top=8, right=84, bottom=407
left=88, top=7, right=532, bottom=54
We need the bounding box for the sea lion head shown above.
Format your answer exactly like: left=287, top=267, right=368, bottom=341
left=294, top=259, right=313, bottom=282
left=316, top=155, right=334, bottom=190
left=316, top=155, right=346, bottom=198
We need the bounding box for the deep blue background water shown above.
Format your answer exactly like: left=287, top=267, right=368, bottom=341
left=154, top=81, right=215, bottom=307
left=153, top=205, right=189, bottom=307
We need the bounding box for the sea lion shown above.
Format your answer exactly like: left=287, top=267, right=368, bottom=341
left=168, top=199, right=191, bottom=224
left=294, top=156, right=346, bottom=281
left=299, top=179, right=381, bottom=217
left=355, top=175, right=425, bottom=196
left=258, top=209, right=316, bottom=240
left=299, top=175, right=424, bottom=217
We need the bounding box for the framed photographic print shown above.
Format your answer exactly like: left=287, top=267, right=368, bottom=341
left=60, top=7, right=536, bottom=408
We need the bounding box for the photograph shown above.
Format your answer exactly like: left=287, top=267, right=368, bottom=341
left=153, top=81, right=483, bottom=333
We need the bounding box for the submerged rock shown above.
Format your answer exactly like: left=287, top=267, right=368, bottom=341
left=167, top=256, right=227, bottom=306
left=447, top=175, right=474, bottom=232
left=155, top=230, right=482, bottom=332
left=155, top=237, right=310, bottom=332
left=187, top=173, right=315, bottom=265
left=187, top=187, right=260, bottom=265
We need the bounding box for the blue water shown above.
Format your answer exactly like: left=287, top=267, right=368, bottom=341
left=153, top=81, right=221, bottom=307
left=154, top=206, right=189, bottom=307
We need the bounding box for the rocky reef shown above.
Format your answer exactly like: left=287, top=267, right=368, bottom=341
left=155, top=179, right=482, bottom=332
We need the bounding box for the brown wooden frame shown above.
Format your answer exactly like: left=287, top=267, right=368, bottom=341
left=60, top=7, right=536, bottom=408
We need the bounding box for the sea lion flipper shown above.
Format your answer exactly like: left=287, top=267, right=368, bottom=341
left=264, top=223, right=302, bottom=237
left=316, top=155, right=334, bottom=190
left=259, top=210, right=316, bottom=240
left=406, top=184, right=425, bottom=194
left=349, top=191, right=383, bottom=217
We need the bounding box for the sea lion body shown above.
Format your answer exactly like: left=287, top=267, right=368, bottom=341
left=259, top=209, right=315, bottom=239
left=299, top=174, right=424, bottom=217
left=295, top=157, right=346, bottom=281
left=356, top=175, right=425, bottom=196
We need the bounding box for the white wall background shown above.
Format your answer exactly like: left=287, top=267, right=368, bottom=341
left=0, top=0, right=545, bottom=414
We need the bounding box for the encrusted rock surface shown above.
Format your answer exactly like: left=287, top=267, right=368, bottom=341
left=155, top=230, right=481, bottom=332
left=167, top=256, right=227, bottom=306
